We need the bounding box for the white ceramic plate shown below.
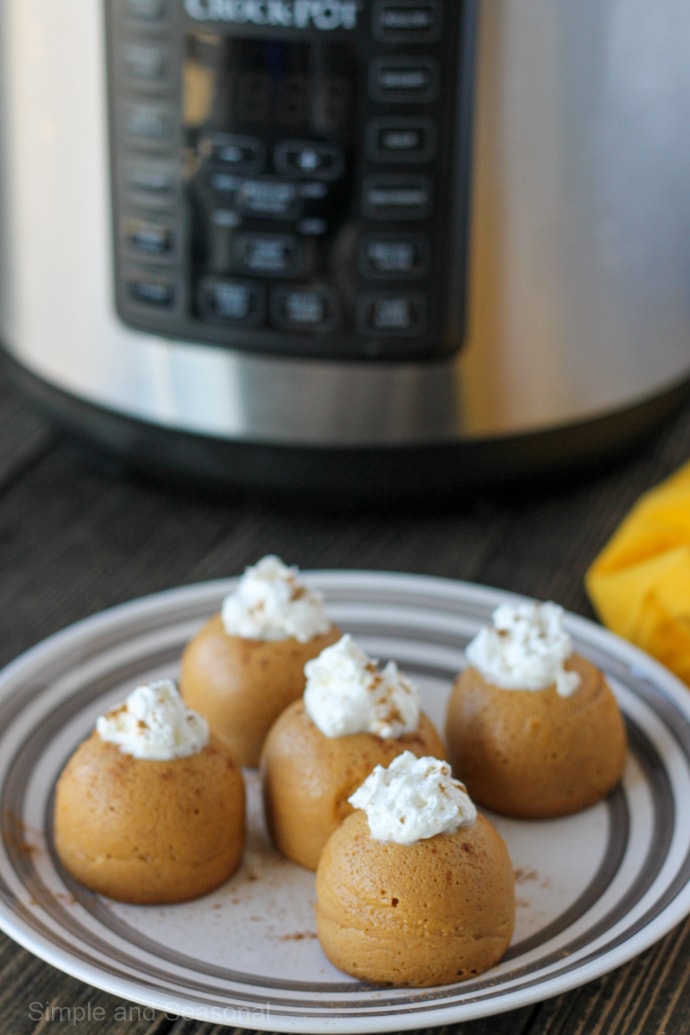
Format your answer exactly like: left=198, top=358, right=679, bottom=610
left=1, top=571, right=690, bottom=1033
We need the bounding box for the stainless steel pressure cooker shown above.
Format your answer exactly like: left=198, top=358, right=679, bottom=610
left=1, top=0, right=689, bottom=497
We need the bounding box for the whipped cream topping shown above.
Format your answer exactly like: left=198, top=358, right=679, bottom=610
left=465, top=601, right=581, bottom=697
left=220, top=555, right=330, bottom=643
left=96, top=679, right=209, bottom=760
left=349, top=751, right=477, bottom=844
left=303, top=634, right=420, bottom=739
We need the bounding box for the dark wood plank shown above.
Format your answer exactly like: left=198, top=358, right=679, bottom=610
left=0, top=369, right=54, bottom=489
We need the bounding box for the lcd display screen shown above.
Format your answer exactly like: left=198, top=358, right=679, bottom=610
left=183, top=31, right=355, bottom=143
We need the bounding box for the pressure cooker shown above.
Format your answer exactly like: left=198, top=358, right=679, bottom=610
left=0, top=0, right=689, bottom=497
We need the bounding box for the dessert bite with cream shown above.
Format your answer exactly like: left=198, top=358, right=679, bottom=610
left=445, top=601, right=627, bottom=818
left=260, top=634, right=446, bottom=870
left=53, top=679, right=245, bottom=904
left=179, top=555, right=340, bottom=767
left=315, top=751, right=515, bottom=987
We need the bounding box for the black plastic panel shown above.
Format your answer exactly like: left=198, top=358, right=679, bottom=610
left=105, top=0, right=477, bottom=361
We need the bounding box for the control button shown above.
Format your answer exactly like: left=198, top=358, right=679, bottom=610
left=125, top=272, right=176, bottom=309
left=236, top=178, right=302, bottom=220
left=211, top=209, right=241, bottom=229
left=369, top=57, right=439, bottom=103
left=362, top=175, right=433, bottom=219
left=373, top=1, right=442, bottom=41
left=298, top=217, right=329, bottom=236
left=298, top=181, right=329, bottom=202
left=366, top=119, right=436, bottom=163
left=206, top=170, right=241, bottom=196
left=271, top=286, right=339, bottom=332
left=359, top=234, right=430, bottom=278
left=198, top=276, right=265, bottom=327
left=124, top=216, right=174, bottom=258
left=274, top=140, right=344, bottom=180
left=122, top=102, right=175, bottom=145
left=124, top=0, right=168, bottom=22
left=358, top=292, right=428, bottom=336
left=234, top=233, right=302, bottom=277
left=205, top=209, right=242, bottom=273
left=121, top=42, right=171, bottom=85
left=200, top=133, right=265, bottom=172
left=124, top=158, right=176, bottom=204
left=203, top=174, right=302, bottom=219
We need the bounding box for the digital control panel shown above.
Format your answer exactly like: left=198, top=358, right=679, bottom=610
left=105, top=0, right=476, bottom=361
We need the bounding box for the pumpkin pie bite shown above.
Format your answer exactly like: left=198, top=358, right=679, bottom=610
left=53, top=679, right=245, bottom=904
left=260, top=634, right=446, bottom=870
left=179, top=556, right=340, bottom=767
left=315, top=751, right=515, bottom=987
left=445, top=601, right=627, bottom=818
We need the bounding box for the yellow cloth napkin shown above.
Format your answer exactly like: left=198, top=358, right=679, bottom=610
left=585, top=461, right=690, bottom=686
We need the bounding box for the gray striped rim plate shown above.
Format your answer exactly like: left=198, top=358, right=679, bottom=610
left=1, top=571, right=690, bottom=1032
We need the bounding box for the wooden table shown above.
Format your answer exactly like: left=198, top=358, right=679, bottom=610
left=2, top=360, right=690, bottom=1035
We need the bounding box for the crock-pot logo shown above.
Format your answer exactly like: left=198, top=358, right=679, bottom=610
left=183, top=0, right=362, bottom=30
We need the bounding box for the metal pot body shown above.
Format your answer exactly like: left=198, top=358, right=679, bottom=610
left=0, top=0, right=688, bottom=460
